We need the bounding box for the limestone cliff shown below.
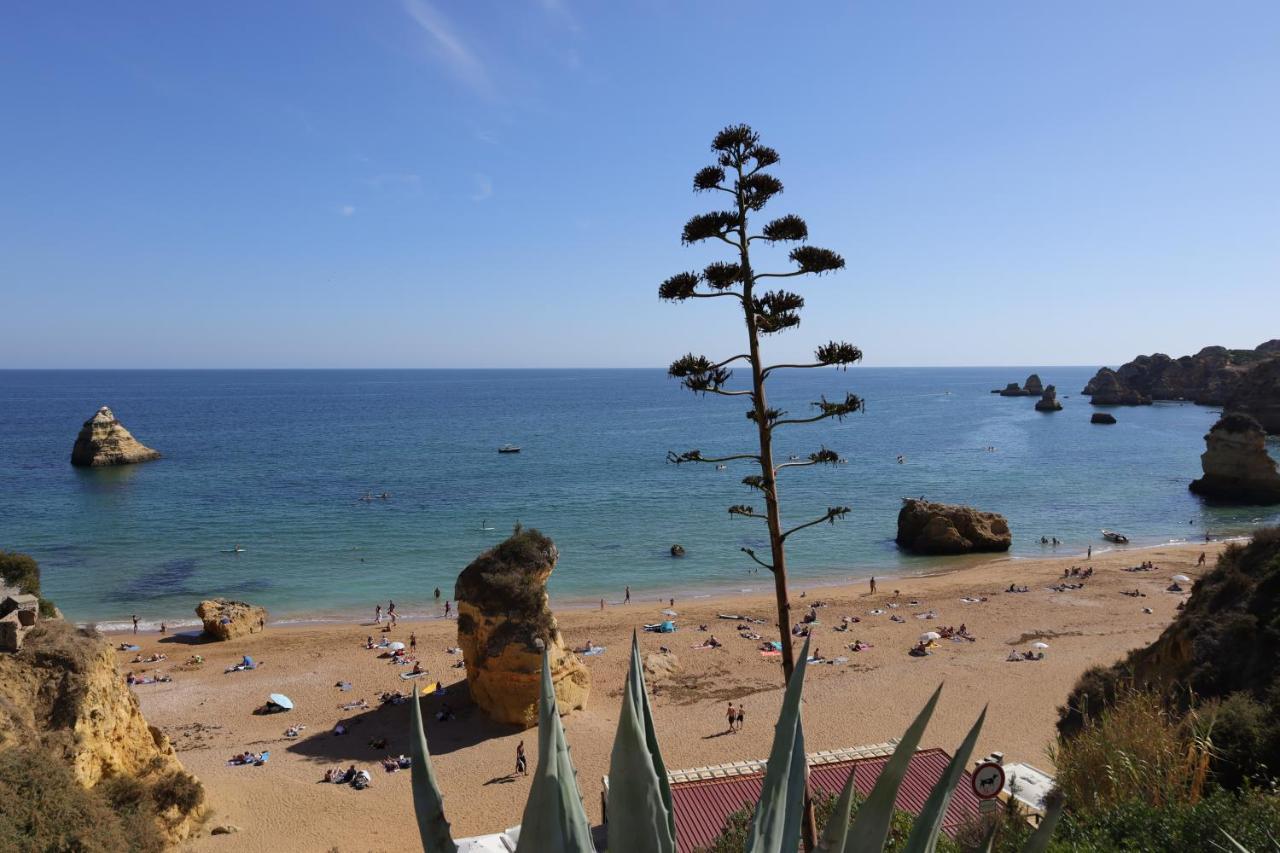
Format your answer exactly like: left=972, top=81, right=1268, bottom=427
left=1034, top=384, right=1062, bottom=412
left=70, top=406, right=161, bottom=467
left=895, top=498, right=1012, bottom=555
left=0, top=621, right=204, bottom=842
left=1023, top=374, right=1044, bottom=396
left=1082, top=341, right=1280, bottom=421
left=1188, top=414, right=1280, bottom=504
left=1225, top=356, right=1280, bottom=434
left=455, top=528, right=590, bottom=727
left=196, top=598, right=267, bottom=641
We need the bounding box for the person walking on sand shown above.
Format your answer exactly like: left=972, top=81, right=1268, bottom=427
left=388, top=600, right=396, bottom=618
left=132, top=614, right=138, bottom=634
left=726, top=702, right=736, bottom=733
left=515, top=740, right=527, bottom=776
left=735, top=705, right=745, bottom=733
left=600, top=598, right=605, bottom=611
left=1198, top=551, right=1206, bottom=566
left=409, top=632, right=417, bottom=652
left=869, top=576, right=876, bottom=595
left=375, top=604, right=382, bottom=624
left=624, top=586, right=630, bottom=604
left=1087, top=545, right=1092, bottom=559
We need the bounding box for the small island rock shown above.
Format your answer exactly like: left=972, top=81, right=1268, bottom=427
left=195, top=599, right=268, bottom=641
left=998, top=382, right=1029, bottom=397
left=455, top=528, right=590, bottom=727
left=895, top=498, right=1012, bottom=555
left=1034, top=385, right=1062, bottom=412
left=70, top=406, right=161, bottom=467
left=1091, top=412, right=1118, bottom=425
left=1024, top=374, right=1044, bottom=396
left=670, top=544, right=686, bottom=557
left=1188, top=413, right=1280, bottom=504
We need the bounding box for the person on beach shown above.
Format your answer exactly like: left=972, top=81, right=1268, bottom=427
left=1197, top=551, right=1206, bottom=566
left=409, top=632, right=417, bottom=652
left=516, top=740, right=527, bottom=776
left=726, top=703, right=736, bottom=733
left=375, top=604, right=382, bottom=624
left=669, top=597, right=675, bottom=608
left=159, top=622, right=166, bottom=635
left=132, top=614, right=139, bottom=634
left=624, top=586, right=630, bottom=604
left=388, top=600, right=396, bottom=618
left=735, top=705, right=745, bottom=732
left=444, top=601, right=452, bottom=618
left=869, top=576, right=876, bottom=595
left=1087, top=545, right=1092, bottom=559
left=434, top=587, right=441, bottom=603
left=599, top=598, right=605, bottom=611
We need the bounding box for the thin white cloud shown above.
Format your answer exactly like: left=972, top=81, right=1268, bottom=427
left=340, top=205, right=356, bottom=217
left=402, top=0, right=494, bottom=97
left=471, top=174, right=493, bottom=202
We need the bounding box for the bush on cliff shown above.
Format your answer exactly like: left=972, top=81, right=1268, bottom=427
left=454, top=526, right=558, bottom=648
left=0, top=551, right=56, bottom=617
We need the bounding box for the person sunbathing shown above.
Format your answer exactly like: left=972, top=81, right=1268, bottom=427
left=381, top=755, right=400, bottom=772
left=889, top=614, right=905, bottom=623
left=908, top=643, right=930, bottom=657
left=1006, top=650, right=1023, bottom=662
left=411, top=661, right=424, bottom=675
left=850, top=640, right=871, bottom=652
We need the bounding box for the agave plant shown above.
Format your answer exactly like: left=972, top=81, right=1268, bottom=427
left=410, top=633, right=1062, bottom=852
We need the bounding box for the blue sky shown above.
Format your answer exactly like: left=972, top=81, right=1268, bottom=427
left=2, top=2, right=1277, bottom=368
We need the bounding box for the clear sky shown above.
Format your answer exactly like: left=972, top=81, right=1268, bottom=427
left=3, top=2, right=1277, bottom=368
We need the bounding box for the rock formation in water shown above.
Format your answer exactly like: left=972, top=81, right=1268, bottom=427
left=1034, top=384, right=1062, bottom=412
left=0, top=621, right=205, bottom=843
left=997, top=382, right=1029, bottom=397
left=1081, top=342, right=1280, bottom=424
left=196, top=598, right=268, bottom=641
left=1091, top=412, right=1117, bottom=425
left=895, top=498, right=1012, bottom=555
left=1188, top=414, right=1280, bottom=504
left=455, top=528, right=590, bottom=727
left=70, top=406, right=161, bottom=467
left=1024, top=374, right=1044, bottom=396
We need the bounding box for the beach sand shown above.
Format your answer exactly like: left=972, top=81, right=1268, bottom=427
left=122, top=541, right=1225, bottom=851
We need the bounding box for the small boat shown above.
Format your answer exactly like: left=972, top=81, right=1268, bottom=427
left=1101, top=530, right=1129, bottom=544
left=498, top=444, right=521, bottom=454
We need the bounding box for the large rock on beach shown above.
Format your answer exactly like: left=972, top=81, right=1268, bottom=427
left=455, top=528, right=590, bottom=727
left=1188, top=414, right=1280, bottom=504
left=195, top=598, right=268, bottom=641
left=70, top=406, right=161, bottom=467
left=1034, top=384, right=1062, bottom=412
left=895, top=498, right=1012, bottom=555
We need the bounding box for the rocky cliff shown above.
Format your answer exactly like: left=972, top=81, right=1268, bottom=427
left=1225, top=355, right=1280, bottom=434
left=1034, top=384, right=1062, bottom=412
left=70, top=406, right=162, bottom=467
left=0, top=621, right=204, bottom=843
left=1082, top=341, right=1280, bottom=423
left=1188, top=414, right=1280, bottom=504
left=895, top=498, right=1012, bottom=555
left=455, top=528, right=590, bottom=727
left=196, top=598, right=267, bottom=641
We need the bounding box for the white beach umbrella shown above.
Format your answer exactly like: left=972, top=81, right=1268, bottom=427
left=1172, top=574, right=1191, bottom=583
left=920, top=631, right=941, bottom=642
left=389, top=641, right=406, bottom=651
left=1032, top=642, right=1049, bottom=650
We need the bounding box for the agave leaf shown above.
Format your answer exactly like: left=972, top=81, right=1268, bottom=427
left=745, top=636, right=811, bottom=853
left=515, top=649, right=595, bottom=853
left=815, top=751, right=857, bottom=851
left=1019, top=796, right=1063, bottom=853
left=410, top=689, right=458, bottom=853
left=843, top=684, right=944, bottom=853
left=607, top=631, right=676, bottom=853
left=901, top=705, right=987, bottom=853
left=978, top=822, right=997, bottom=853
left=1214, top=830, right=1252, bottom=853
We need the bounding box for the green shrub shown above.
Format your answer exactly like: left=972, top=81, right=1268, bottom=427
left=150, top=769, right=204, bottom=814
left=0, top=550, right=59, bottom=620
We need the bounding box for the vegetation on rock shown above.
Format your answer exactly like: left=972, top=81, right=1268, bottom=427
left=0, top=550, right=56, bottom=617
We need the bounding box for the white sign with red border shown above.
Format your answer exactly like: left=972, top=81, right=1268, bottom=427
left=971, top=761, right=1005, bottom=800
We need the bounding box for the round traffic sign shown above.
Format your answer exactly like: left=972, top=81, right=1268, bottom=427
left=971, top=761, right=1005, bottom=800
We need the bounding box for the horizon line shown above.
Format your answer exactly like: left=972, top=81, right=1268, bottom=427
left=0, top=364, right=1111, bottom=372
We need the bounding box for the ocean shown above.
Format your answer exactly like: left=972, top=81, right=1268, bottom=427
left=2, top=368, right=1276, bottom=628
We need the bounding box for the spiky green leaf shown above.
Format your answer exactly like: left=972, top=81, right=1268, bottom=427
left=901, top=706, right=987, bottom=853
left=410, top=689, right=458, bottom=853
left=1019, top=796, right=1064, bottom=853
left=607, top=631, right=677, bottom=853
left=516, top=650, right=594, bottom=853
left=745, top=636, right=811, bottom=852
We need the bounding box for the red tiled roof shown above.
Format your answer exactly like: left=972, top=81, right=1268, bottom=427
left=669, top=748, right=985, bottom=853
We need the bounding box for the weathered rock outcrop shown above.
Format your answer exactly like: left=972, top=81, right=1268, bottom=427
left=455, top=528, right=590, bottom=727
left=1225, top=356, right=1280, bottom=434
left=0, top=621, right=204, bottom=842
left=895, top=499, right=1012, bottom=555
left=1082, top=341, right=1280, bottom=422
left=196, top=598, right=267, bottom=641
left=1091, top=412, right=1117, bottom=425
left=998, top=382, right=1030, bottom=397
left=1034, top=385, right=1062, bottom=412
left=1188, top=414, right=1280, bottom=504
left=1024, top=374, right=1044, bottom=396
left=70, top=406, right=161, bottom=467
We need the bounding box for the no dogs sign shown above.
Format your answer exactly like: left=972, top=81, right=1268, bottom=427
left=971, top=761, right=1005, bottom=800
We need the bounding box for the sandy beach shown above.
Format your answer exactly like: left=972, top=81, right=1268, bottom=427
left=120, top=540, right=1227, bottom=851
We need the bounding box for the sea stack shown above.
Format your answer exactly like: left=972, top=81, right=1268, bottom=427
left=1091, top=412, right=1117, bottom=425
left=1034, top=385, right=1062, bottom=412
left=1024, top=374, right=1044, bottom=396
left=998, top=382, right=1028, bottom=397
left=70, top=406, right=161, bottom=467
left=455, top=527, right=590, bottom=727
left=1188, top=414, right=1280, bottom=504
left=895, top=498, right=1012, bottom=555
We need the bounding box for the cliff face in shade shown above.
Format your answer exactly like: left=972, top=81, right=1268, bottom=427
left=1023, top=374, right=1044, bottom=395
left=1082, top=341, right=1280, bottom=422
left=195, top=598, right=268, bottom=641
left=1188, top=414, right=1280, bottom=504
left=455, top=529, right=590, bottom=727
left=1034, top=384, right=1062, bottom=412
left=70, top=406, right=161, bottom=467
left=0, top=621, right=204, bottom=842
left=895, top=498, right=1012, bottom=555
left=1225, top=356, right=1280, bottom=435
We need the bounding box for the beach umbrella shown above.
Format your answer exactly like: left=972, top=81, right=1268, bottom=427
left=268, top=693, right=294, bottom=710
left=661, top=609, right=677, bottom=617
left=389, top=641, right=406, bottom=651
left=1172, top=574, right=1191, bottom=583
left=920, top=631, right=941, bottom=643
left=1032, top=642, right=1049, bottom=650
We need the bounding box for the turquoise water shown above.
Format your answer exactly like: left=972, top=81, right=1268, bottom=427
left=2, top=368, right=1276, bottom=628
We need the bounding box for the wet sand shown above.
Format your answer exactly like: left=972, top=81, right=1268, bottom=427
left=122, top=541, right=1225, bottom=851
